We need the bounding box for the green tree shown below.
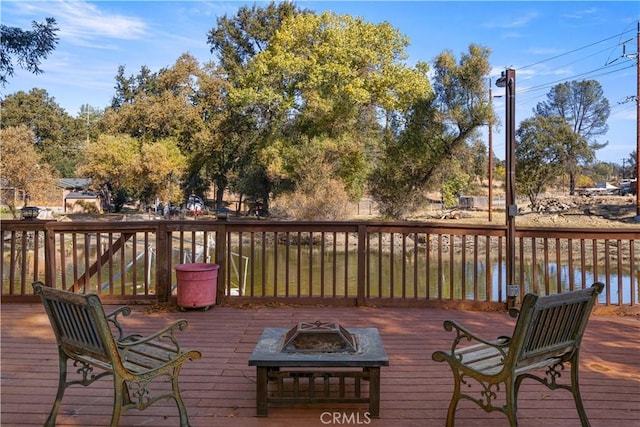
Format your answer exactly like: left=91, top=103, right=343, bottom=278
left=1, top=88, right=84, bottom=176
left=101, top=54, right=234, bottom=206
left=0, top=17, right=58, bottom=86
left=534, top=80, right=610, bottom=195
left=234, top=11, right=431, bottom=214
left=207, top=1, right=303, bottom=80
left=0, top=126, right=58, bottom=217
left=207, top=1, right=305, bottom=213
left=622, top=151, right=637, bottom=180
left=100, top=56, right=207, bottom=146
left=77, top=134, right=187, bottom=212
left=515, top=116, right=577, bottom=208
left=76, top=134, right=140, bottom=212
left=588, top=161, right=617, bottom=184
left=370, top=44, right=492, bottom=218
left=138, top=139, right=187, bottom=207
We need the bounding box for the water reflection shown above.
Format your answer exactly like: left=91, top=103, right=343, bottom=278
left=4, top=242, right=638, bottom=305
left=231, top=246, right=638, bottom=305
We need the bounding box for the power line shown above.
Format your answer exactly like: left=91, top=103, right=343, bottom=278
left=519, top=27, right=636, bottom=70
left=518, top=62, right=635, bottom=95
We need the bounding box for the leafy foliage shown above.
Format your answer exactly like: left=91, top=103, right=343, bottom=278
left=0, top=126, right=58, bottom=216
left=369, top=44, right=492, bottom=218
left=515, top=116, right=577, bottom=207
left=0, top=17, right=58, bottom=86
left=1, top=89, right=84, bottom=176
left=534, top=80, right=610, bottom=194
left=231, top=10, right=432, bottom=212
left=77, top=134, right=187, bottom=211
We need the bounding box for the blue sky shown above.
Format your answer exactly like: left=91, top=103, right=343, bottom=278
left=2, top=1, right=638, bottom=164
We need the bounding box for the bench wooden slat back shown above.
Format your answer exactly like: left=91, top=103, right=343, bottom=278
left=512, top=284, right=603, bottom=368
left=38, top=285, right=118, bottom=365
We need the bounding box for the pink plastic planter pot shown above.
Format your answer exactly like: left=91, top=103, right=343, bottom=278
left=175, top=263, right=219, bottom=311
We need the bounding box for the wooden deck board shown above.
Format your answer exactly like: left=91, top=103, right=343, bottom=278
left=1, top=303, right=638, bottom=426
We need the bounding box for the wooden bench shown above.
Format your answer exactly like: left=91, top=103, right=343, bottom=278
left=33, top=282, right=202, bottom=427
left=432, top=282, right=604, bottom=427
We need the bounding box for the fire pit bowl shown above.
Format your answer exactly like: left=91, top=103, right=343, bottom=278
left=281, top=321, right=358, bottom=353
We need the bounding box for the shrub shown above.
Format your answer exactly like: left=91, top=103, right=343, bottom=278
left=272, top=179, right=350, bottom=221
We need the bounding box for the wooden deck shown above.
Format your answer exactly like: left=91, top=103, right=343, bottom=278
left=1, top=303, right=638, bottom=426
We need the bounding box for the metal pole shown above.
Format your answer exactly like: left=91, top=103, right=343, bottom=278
left=636, top=21, right=639, bottom=217
left=488, top=84, right=493, bottom=222
left=497, top=68, right=517, bottom=309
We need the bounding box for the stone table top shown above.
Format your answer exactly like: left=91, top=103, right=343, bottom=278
left=248, top=327, right=389, bottom=368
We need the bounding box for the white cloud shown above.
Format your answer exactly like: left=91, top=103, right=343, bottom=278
left=7, top=1, right=148, bottom=47
left=561, top=7, right=599, bottom=20
left=526, top=47, right=563, bottom=56
left=483, top=11, right=539, bottom=30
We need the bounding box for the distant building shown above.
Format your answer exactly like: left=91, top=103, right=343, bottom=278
left=58, top=178, right=102, bottom=213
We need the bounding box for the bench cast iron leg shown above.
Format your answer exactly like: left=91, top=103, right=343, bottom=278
left=172, top=366, right=192, bottom=427
left=111, top=375, right=125, bottom=427
left=444, top=367, right=462, bottom=427
left=505, top=379, right=518, bottom=427
left=571, top=358, right=591, bottom=427
left=45, top=350, right=68, bottom=427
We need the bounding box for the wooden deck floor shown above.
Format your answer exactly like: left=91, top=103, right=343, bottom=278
left=1, top=303, right=638, bottom=426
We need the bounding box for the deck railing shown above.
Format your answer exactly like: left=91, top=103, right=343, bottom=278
left=2, top=219, right=638, bottom=307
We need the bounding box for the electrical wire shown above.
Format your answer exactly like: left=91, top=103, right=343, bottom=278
left=519, top=27, right=637, bottom=71
left=518, top=62, right=635, bottom=95
left=507, top=23, right=638, bottom=104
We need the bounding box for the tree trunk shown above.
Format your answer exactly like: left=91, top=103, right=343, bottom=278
left=215, top=182, right=225, bottom=209
left=569, top=171, right=576, bottom=196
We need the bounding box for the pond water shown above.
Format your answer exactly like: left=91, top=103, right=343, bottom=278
left=229, top=247, right=638, bottom=305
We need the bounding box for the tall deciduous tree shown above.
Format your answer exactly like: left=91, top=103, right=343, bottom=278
left=76, top=134, right=140, bottom=212
left=0, top=126, right=58, bottom=217
left=77, top=134, right=187, bottom=212
left=207, top=1, right=304, bottom=212
left=515, top=116, right=578, bottom=208
left=234, top=10, right=431, bottom=210
left=207, top=1, right=302, bottom=80
left=101, top=54, right=232, bottom=202
left=534, top=80, right=610, bottom=195
left=101, top=55, right=207, bottom=146
left=0, top=17, right=58, bottom=86
left=370, top=44, right=492, bottom=218
left=1, top=88, right=84, bottom=176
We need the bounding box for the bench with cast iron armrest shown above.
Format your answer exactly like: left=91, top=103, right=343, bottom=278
left=33, top=281, right=202, bottom=427
left=432, top=282, right=604, bottom=427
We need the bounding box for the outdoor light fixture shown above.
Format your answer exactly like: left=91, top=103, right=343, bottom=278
left=21, top=206, right=40, bottom=220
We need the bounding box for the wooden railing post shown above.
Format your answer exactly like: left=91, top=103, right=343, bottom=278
left=215, top=222, right=227, bottom=305
left=357, top=224, right=366, bottom=306
left=44, top=222, right=56, bottom=288
left=155, top=222, right=170, bottom=302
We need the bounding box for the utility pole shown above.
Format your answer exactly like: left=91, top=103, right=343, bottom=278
left=610, top=22, right=639, bottom=217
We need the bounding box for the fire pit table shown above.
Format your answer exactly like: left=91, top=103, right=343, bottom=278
left=248, top=323, right=389, bottom=417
